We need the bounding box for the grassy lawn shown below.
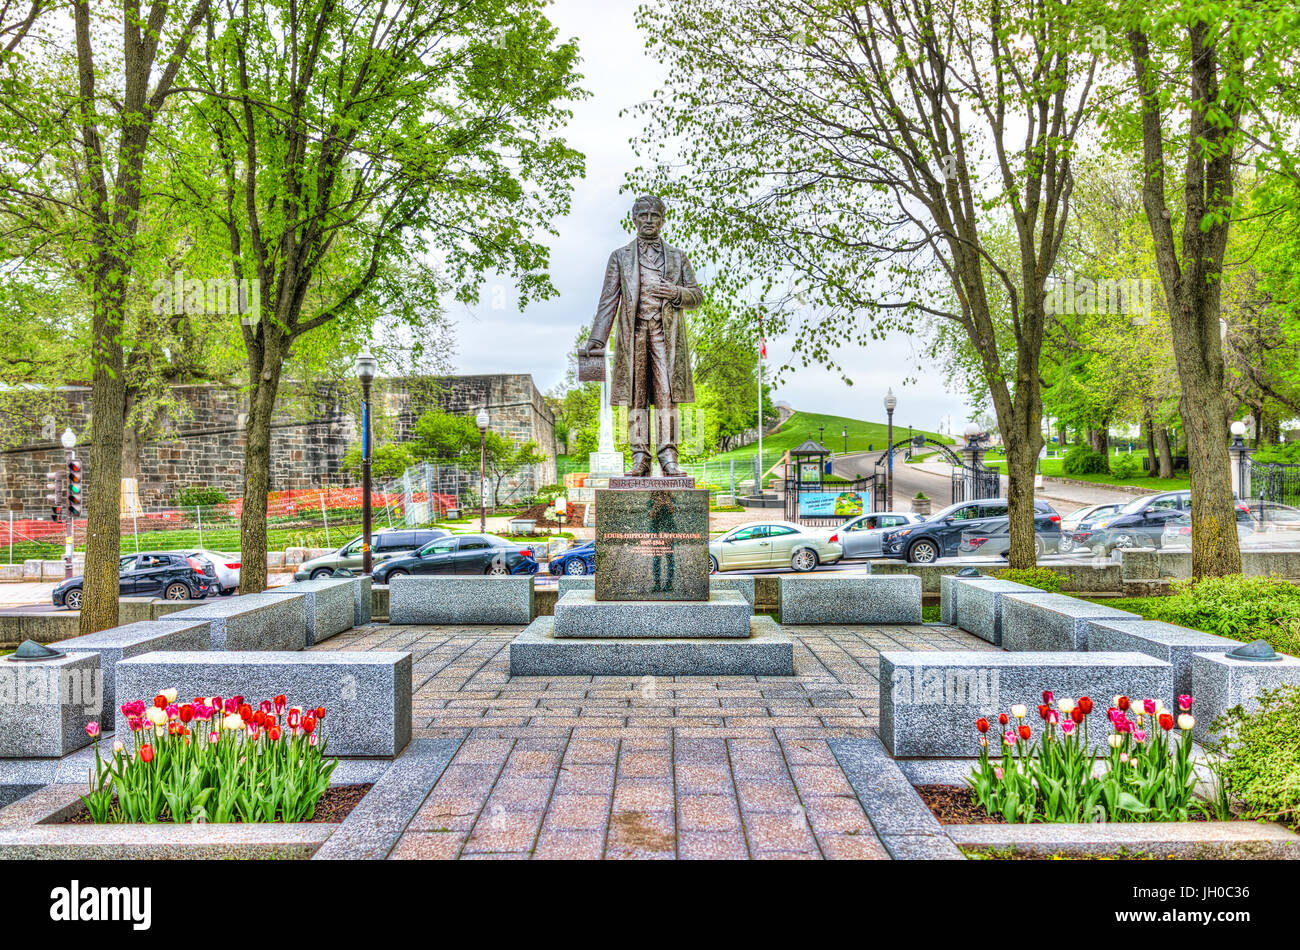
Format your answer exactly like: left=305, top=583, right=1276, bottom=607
left=703, top=410, right=952, bottom=467
left=983, top=451, right=1190, bottom=492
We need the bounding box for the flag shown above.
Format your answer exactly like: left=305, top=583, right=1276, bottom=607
left=760, top=338, right=767, bottom=360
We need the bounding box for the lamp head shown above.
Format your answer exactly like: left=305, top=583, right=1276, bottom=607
left=883, top=388, right=898, bottom=412
left=59, top=428, right=76, bottom=450
left=476, top=409, right=490, bottom=432
left=1230, top=420, right=1247, bottom=438
left=354, top=352, right=379, bottom=383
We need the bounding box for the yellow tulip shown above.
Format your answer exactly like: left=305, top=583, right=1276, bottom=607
left=1056, top=698, right=1075, bottom=714
left=161, top=688, right=178, bottom=704
left=1177, top=714, right=1195, bottom=731
left=223, top=714, right=244, bottom=731
left=145, top=707, right=167, bottom=727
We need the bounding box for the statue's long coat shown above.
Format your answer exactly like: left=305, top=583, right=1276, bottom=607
left=589, top=238, right=702, bottom=406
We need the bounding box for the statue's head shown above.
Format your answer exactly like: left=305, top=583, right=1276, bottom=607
left=632, top=195, right=666, bottom=241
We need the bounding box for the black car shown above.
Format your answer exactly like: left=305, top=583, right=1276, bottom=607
left=372, top=534, right=541, bottom=581
left=53, top=552, right=216, bottom=609
left=1079, top=490, right=1252, bottom=555
left=879, top=498, right=1061, bottom=563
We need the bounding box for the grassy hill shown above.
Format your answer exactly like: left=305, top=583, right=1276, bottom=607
left=705, top=410, right=953, bottom=466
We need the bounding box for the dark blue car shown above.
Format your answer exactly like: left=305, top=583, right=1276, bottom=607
left=548, top=541, right=595, bottom=576
left=879, top=498, right=1060, bottom=563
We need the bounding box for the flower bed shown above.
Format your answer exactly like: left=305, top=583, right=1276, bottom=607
left=82, top=691, right=337, bottom=824
left=967, top=691, right=1206, bottom=823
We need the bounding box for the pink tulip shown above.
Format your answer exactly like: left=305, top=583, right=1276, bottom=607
left=165, top=704, right=179, bottom=719
left=208, top=732, right=219, bottom=745
left=1143, top=698, right=1156, bottom=715
left=1047, top=710, right=1059, bottom=725
left=309, top=734, right=318, bottom=747
left=1042, top=690, right=1054, bottom=705
left=1061, top=720, right=1075, bottom=735
left=1134, top=729, right=1146, bottom=743
left=1004, top=730, right=1016, bottom=746
left=994, top=767, right=1004, bottom=780
left=259, top=699, right=273, bottom=715
left=1178, top=694, right=1193, bottom=711
left=85, top=721, right=100, bottom=738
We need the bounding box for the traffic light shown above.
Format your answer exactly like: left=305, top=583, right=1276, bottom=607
left=67, top=459, right=83, bottom=517
left=45, top=472, right=60, bottom=520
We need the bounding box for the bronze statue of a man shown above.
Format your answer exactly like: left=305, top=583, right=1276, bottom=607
left=578, top=195, right=703, bottom=477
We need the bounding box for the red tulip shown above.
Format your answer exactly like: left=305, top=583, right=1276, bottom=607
left=259, top=700, right=273, bottom=715
left=1042, top=690, right=1054, bottom=705
left=303, top=715, right=317, bottom=735
left=140, top=744, right=155, bottom=764
left=287, top=708, right=302, bottom=729
left=232, top=695, right=244, bottom=706
left=274, top=695, right=286, bottom=714
left=253, top=710, right=267, bottom=727
left=1018, top=724, right=1032, bottom=741
left=1078, top=696, right=1093, bottom=715
left=269, top=726, right=282, bottom=741
left=315, top=707, right=326, bottom=720
left=975, top=717, right=989, bottom=733
left=1037, top=704, right=1050, bottom=720
left=998, top=713, right=1009, bottom=726
left=178, top=704, right=194, bottom=723
left=1071, top=707, right=1084, bottom=724
left=154, top=694, right=167, bottom=709
left=1117, top=695, right=1130, bottom=711
left=239, top=704, right=252, bottom=722
left=1158, top=713, right=1174, bottom=731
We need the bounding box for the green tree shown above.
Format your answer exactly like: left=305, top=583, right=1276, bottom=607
left=341, top=443, right=414, bottom=482
left=631, top=0, right=1097, bottom=568
left=179, top=0, right=585, bottom=591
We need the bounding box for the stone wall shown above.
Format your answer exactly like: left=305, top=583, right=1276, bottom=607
left=1, top=375, right=556, bottom=514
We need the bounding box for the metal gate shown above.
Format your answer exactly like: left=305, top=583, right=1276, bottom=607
left=952, top=464, right=1002, bottom=504
left=1252, top=461, right=1300, bottom=507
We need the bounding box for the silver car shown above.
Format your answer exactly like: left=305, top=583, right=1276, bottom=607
left=826, top=512, right=924, bottom=559
left=185, top=549, right=241, bottom=595
left=1059, top=502, right=1122, bottom=553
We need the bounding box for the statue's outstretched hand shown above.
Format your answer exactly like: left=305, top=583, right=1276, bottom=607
left=580, top=338, right=605, bottom=358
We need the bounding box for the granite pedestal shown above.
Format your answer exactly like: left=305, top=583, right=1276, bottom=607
left=1000, top=593, right=1139, bottom=652
left=115, top=651, right=412, bottom=757
left=594, top=488, right=708, bottom=601
left=1085, top=619, right=1237, bottom=699
left=778, top=575, right=922, bottom=625
left=388, top=575, right=534, bottom=625
left=1191, top=650, right=1300, bottom=743
left=554, top=590, right=751, bottom=638
left=264, top=578, right=356, bottom=645
left=167, top=591, right=308, bottom=651
left=948, top=577, right=1041, bottom=645
left=879, top=650, right=1174, bottom=757
left=51, top=620, right=211, bottom=724
left=509, top=615, right=795, bottom=676
left=352, top=575, right=373, bottom=627
left=557, top=574, right=756, bottom=608
left=0, top=653, right=101, bottom=758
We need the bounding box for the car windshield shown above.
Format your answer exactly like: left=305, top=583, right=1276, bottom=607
left=1119, top=495, right=1160, bottom=515
left=1065, top=506, right=1095, bottom=521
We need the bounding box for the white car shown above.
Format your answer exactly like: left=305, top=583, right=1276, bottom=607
left=1059, top=502, right=1122, bottom=553
left=185, top=549, right=241, bottom=595
left=824, top=512, right=924, bottom=559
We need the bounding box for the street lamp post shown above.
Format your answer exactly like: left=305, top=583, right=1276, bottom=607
left=883, top=389, right=898, bottom=510
left=60, top=427, right=76, bottom=579
left=355, top=353, right=378, bottom=575
left=476, top=409, right=490, bottom=533
left=1229, top=420, right=1251, bottom=501
left=842, top=425, right=847, bottom=456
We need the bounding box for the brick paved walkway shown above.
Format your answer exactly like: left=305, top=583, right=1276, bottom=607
left=316, top=621, right=997, bottom=859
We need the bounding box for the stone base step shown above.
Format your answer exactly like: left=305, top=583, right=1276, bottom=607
left=554, top=590, right=750, bottom=638
left=509, top=615, right=795, bottom=676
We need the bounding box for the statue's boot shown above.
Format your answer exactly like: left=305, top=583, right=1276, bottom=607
left=657, top=447, right=686, bottom=477
left=625, top=409, right=652, bottom=477
left=655, top=406, right=686, bottom=476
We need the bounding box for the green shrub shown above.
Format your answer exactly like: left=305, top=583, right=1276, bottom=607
left=1207, top=684, right=1300, bottom=830
left=1147, top=574, right=1300, bottom=656
left=175, top=486, right=228, bottom=508
left=1251, top=442, right=1300, bottom=464
left=1062, top=445, right=1108, bottom=476
left=1109, top=453, right=1142, bottom=479
left=993, top=567, right=1062, bottom=593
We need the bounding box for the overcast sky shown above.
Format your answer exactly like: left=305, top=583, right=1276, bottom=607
left=445, top=0, right=975, bottom=436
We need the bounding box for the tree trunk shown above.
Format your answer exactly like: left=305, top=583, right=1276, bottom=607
left=238, top=346, right=284, bottom=595
left=1004, top=433, right=1040, bottom=570
left=1143, top=414, right=1157, bottom=474
left=80, top=268, right=127, bottom=636
left=1155, top=427, right=1174, bottom=478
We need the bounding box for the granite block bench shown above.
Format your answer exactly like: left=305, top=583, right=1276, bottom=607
left=879, top=650, right=1173, bottom=757
left=0, top=652, right=100, bottom=758
left=114, top=651, right=412, bottom=757
left=166, top=592, right=308, bottom=651
left=1085, top=619, right=1237, bottom=699
left=50, top=620, right=211, bottom=724
left=388, top=575, right=534, bottom=625
left=777, top=574, right=921, bottom=625
left=1191, top=651, right=1300, bottom=743
left=943, top=576, right=1042, bottom=645
left=1001, top=593, right=1139, bottom=652
left=264, top=578, right=356, bottom=645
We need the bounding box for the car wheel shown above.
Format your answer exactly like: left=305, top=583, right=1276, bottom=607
left=218, top=587, right=235, bottom=596
left=164, top=582, right=191, bottom=601
left=64, top=587, right=83, bottom=610
left=310, top=568, right=333, bottom=580
left=907, top=539, right=940, bottom=564
left=564, top=558, right=587, bottom=576
left=791, top=548, right=819, bottom=572
left=486, top=561, right=511, bottom=576
left=1111, top=532, right=1138, bottom=550
left=1058, top=537, right=1074, bottom=554
left=384, top=569, right=408, bottom=582
left=1033, top=536, right=1045, bottom=557
left=709, top=556, right=719, bottom=575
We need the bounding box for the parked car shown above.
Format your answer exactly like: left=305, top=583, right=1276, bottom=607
left=1058, top=503, right=1122, bottom=554
left=823, top=512, right=924, bottom=559
left=185, top=549, right=240, bottom=595
left=372, top=534, right=540, bottom=581
left=707, top=520, right=842, bottom=573
left=53, top=552, right=216, bottom=609
left=1160, top=509, right=1256, bottom=549
left=1074, top=490, right=1248, bottom=555
left=956, top=519, right=1064, bottom=558
left=294, top=528, right=451, bottom=580
left=548, top=541, right=595, bottom=576
left=878, top=498, right=1061, bottom=563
